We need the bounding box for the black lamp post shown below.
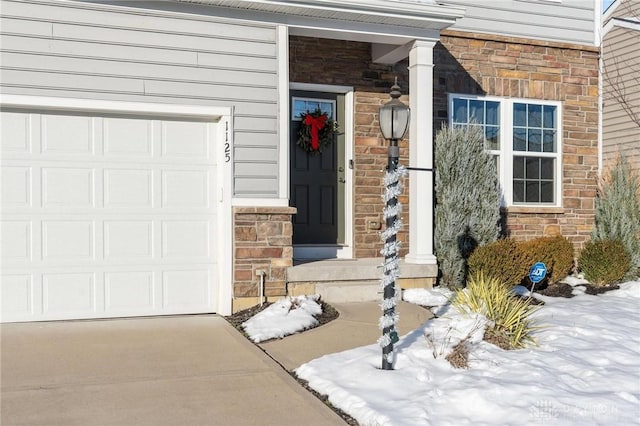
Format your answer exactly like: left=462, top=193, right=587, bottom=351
left=378, top=79, right=410, bottom=370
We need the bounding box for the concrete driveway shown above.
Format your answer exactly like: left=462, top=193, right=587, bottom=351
left=0, top=315, right=345, bottom=426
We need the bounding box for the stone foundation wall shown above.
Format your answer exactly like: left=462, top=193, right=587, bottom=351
left=233, top=207, right=295, bottom=312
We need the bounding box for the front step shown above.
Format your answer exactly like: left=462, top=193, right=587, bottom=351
left=286, top=258, right=437, bottom=303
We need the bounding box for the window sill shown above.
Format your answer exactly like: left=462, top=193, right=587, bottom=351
left=502, top=206, right=565, bottom=214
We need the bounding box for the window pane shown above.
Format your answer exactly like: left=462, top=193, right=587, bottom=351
left=514, top=103, right=527, bottom=126
left=513, top=181, right=524, bottom=203
left=526, top=157, right=540, bottom=179
left=528, top=129, right=542, bottom=152
left=513, top=156, right=524, bottom=179
left=541, top=158, right=554, bottom=179
left=526, top=181, right=540, bottom=203
left=453, top=98, right=468, bottom=123
left=543, top=105, right=556, bottom=128
left=543, top=130, right=556, bottom=152
left=541, top=181, right=554, bottom=203
left=529, top=104, right=542, bottom=127
left=486, top=126, right=500, bottom=150
left=293, top=100, right=307, bottom=119
left=469, top=100, right=484, bottom=123
left=486, top=102, right=500, bottom=125
left=514, top=128, right=527, bottom=151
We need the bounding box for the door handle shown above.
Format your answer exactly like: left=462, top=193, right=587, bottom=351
left=339, top=177, right=346, bottom=183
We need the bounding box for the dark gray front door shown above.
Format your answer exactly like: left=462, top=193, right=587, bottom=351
left=290, top=91, right=345, bottom=245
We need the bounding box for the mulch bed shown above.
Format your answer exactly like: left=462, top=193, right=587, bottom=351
left=529, top=281, right=620, bottom=298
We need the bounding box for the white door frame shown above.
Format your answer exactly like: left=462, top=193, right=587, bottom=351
left=0, top=94, right=234, bottom=316
left=288, top=83, right=354, bottom=259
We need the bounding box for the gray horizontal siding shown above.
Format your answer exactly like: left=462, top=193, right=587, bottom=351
left=441, top=0, right=596, bottom=45
left=602, top=23, right=640, bottom=174
left=0, top=0, right=280, bottom=198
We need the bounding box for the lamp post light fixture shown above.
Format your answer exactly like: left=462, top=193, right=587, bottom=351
left=378, top=78, right=410, bottom=371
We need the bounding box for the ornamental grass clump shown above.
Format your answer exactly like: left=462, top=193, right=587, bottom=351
left=468, top=238, right=529, bottom=287
left=453, top=272, right=541, bottom=349
left=579, top=239, right=631, bottom=286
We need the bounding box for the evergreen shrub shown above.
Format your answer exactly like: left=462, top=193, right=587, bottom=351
left=520, top=236, right=574, bottom=284
left=434, top=125, right=502, bottom=289
left=592, top=154, right=640, bottom=279
left=467, top=238, right=529, bottom=287
left=579, top=239, right=631, bottom=286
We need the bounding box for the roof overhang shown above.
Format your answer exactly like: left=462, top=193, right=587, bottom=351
left=175, top=0, right=466, bottom=46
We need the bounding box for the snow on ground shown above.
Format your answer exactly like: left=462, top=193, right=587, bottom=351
left=242, top=295, right=322, bottom=343
left=296, top=281, right=640, bottom=426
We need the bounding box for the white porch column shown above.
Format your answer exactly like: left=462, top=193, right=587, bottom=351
left=405, top=40, right=437, bottom=265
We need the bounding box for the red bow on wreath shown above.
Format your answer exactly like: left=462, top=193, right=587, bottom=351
left=303, top=113, right=327, bottom=151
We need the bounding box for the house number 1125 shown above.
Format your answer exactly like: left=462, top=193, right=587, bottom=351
left=224, top=121, right=231, bottom=163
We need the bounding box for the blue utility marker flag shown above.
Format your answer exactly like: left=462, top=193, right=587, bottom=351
left=529, top=262, right=547, bottom=284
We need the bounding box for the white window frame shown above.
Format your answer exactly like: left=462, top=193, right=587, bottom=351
left=448, top=94, right=563, bottom=208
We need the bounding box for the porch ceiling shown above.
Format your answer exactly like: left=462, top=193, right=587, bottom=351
left=176, top=0, right=465, bottom=45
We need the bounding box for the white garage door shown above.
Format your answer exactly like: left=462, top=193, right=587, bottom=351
left=1, top=109, right=220, bottom=322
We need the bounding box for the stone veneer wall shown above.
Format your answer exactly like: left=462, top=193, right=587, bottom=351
left=289, top=31, right=599, bottom=260
left=289, top=36, right=410, bottom=258
left=233, top=207, right=295, bottom=311
left=434, top=30, right=600, bottom=249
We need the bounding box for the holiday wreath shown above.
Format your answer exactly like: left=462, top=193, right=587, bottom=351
left=297, top=108, right=339, bottom=153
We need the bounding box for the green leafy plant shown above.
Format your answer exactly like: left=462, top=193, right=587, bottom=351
left=579, top=239, right=631, bottom=286
left=453, top=272, right=541, bottom=349
left=468, top=238, right=529, bottom=287
left=434, top=125, right=502, bottom=289
left=520, top=236, right=574, bottom=284
left=592, top=154, right=640, bottom=279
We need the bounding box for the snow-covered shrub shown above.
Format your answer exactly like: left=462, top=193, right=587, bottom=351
left=579, top=239, right=631, bottom=286
left=592, top=154, right=640, bottom=279
left=468, top=238, right=529, bottom=287
left=453, top=272, right=540, bottom=349
left=519, top=236, right=574, bottom=284
left=434, top=125, right=501, bottom=289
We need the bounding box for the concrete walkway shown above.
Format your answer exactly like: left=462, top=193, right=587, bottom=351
left=260, top=301, right=433, bottom=371
left=1, top=316, right=345, bottom=426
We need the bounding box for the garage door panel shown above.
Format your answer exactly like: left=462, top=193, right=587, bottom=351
left=105, top=271, right=155, bottom=311
left=43, top=272, right=96, bottom=315
left=162, top=170, right=210, bottom=208
left=0, top=112, right=31, bottom=152
left=1, top=220, right=32, bottom=261
left=42, top=115, right=95, bottom=154
left=42, top=221, right=95, bottom=260
left=104, top=169, right=153, bottom=208
left=1, top=110, right=219, bottom=322
left=1, top=166, right=32, bottom=207
left=162, top=220, right=211, bottom=259
left=1, top=274, right=34, bottom=316
left=43, top=167, right=95, bottom=208
left=161, top=121, right=210, bottom=159
left=103, top=117, right=153, bottom=157
left=163, top=269, right=210, bottom=309
left=104, top=221, right=153, bottom=259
